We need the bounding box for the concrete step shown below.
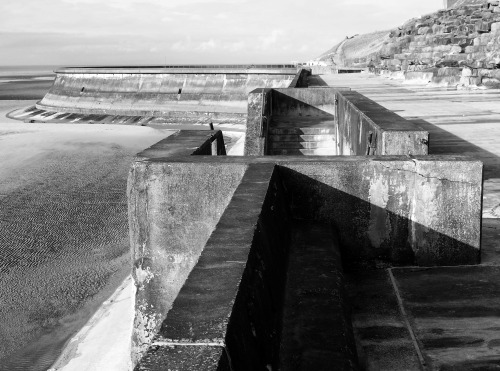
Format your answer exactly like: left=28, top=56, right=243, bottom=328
left=267, top=140, right=335, bottom=150
left=268, top=148, right=336, bottom=156
left=268, top=134, right=336, bottom=142
left=268, top=127, right=335, bottom=135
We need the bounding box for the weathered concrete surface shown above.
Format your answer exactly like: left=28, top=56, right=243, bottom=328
left=244, top=87, right=428, bottom=156
left=128, top=160, right=247, bottom=364
left=310, top=72, right=500, bottom=370
left=280, top=221, right=358, bottom=370
left=279, top=157, right=482, bottom=266
left=394, top=266, right=500, bottom=369
left=7, top=104, right=247, bottom=129
left=336, top=90, right=428, bottom=155
left=136, top=163, right=291, bottom=371
left=244, top=89, right=271, bottom=156
left=346, top=269, right=422, bottom=370
left=132, top=161, right=361, bottom=370
left=129, top=148, right=482, bottom=370
left=36, top=67, right=302, bottom=121
left=136, top=130, right=226, bottom=160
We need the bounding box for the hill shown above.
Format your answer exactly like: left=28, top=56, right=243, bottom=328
left=318, top=0, right=500, bottom=89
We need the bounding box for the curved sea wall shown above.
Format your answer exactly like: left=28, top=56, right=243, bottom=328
left=36, top=66, right=303, bottom=118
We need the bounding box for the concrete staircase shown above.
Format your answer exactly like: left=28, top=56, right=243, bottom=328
left=267, top=119, right=336, bottom=156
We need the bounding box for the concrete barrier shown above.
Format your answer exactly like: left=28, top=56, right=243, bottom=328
left=336, top=90, right=428, bottom=155
left=36, top=67, right=304, bottom=123
left=129, top=132, right=482, bottom=370
left=244, top=87, right=428, bottom=156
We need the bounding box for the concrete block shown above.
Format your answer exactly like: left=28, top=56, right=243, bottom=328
left=128, top=161, right=248, bottom=363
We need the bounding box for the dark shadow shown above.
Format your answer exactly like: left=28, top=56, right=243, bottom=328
left=277, top=166, right=480, bottom=268
left=265, top=90, right=337, bottom=156
left=306, top=75, right=330, bottom=87
left=409, top=118, right=500, bottom=180
left=270, top=90, right=336, bottom=118
left=136, top=162, right=481, bottom=370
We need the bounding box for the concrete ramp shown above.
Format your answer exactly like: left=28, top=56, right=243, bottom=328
left=35, top=66, right=304, bottom=124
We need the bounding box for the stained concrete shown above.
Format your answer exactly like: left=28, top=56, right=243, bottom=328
left=311, top=72, right=500, bottom=369
left=129, top=149, right=481, bottom=370
left=244, top=86, right=428, bottom=156
left=280, top=221, right=357, bottom=370
left=128, top=72, right=493, bottom=370
left=35, top=67, right=303, bottom=122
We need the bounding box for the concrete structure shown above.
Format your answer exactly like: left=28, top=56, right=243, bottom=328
left=128, top=121, right=482, bottom=369
left=34, top=66, right=308, bottom=125
left=244, top=87, right=428, bottom=156
left=323, top=1, right=500, bottom=89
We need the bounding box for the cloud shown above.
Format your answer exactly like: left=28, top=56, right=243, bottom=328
left=61, top=0, right=247, bottom=8
left=198, top=39, right=216, bottom=51
left=260, top=29, right=284, bottom=49
left=61, top=0, right=133, bottom=10
left=171, top=11, right=202, bottom=20
left=0, top=0, right=442, bottom=66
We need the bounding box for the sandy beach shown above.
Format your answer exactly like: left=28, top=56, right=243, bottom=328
left=0, top=103, right=177, bottom=370
left=0, top=81, right=243, bottom=370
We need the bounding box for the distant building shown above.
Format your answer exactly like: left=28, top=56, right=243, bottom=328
left=444, top=0, right=459, bottom=8
left=304, top=59, right=328, bottom=67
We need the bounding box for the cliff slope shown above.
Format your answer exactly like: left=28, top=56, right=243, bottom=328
left=320, top=0, right=500, bottom=88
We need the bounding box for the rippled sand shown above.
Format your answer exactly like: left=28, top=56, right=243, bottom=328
left=0, top=108, right=176, bottom=370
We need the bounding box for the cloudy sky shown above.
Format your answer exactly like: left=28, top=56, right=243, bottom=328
left=0, top=0, right=441, bottom=66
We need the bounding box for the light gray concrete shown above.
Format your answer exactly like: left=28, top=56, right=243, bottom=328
left=315, top=72, right=500, bottom=369
left=315, top=72, right=500, bottom=263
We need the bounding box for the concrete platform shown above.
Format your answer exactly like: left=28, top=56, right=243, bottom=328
left=313, top=72, right=500, bottom=370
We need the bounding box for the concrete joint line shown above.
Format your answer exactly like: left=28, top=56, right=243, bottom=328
left=378, top=162, right=477, bottom=186
left=388, top=268, right=428, bottom=371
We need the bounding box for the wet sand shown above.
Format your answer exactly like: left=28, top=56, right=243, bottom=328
left=0, top=100, right=177, bottom=370
left=0, top=80, right=54, bottom=100
left=0, top=91, right=244, bottom=370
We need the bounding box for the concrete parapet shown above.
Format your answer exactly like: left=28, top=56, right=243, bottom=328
left=245, top=87, right=428, bottom=156
left=129, top=131, right=482, bottom=369
left=136, top=130, right=226, bottom=160
left=36, top=67, right=307, bottom=122
left=335, top=90, right=428, bottom=155
left=288, top=67, right=311, bottom=88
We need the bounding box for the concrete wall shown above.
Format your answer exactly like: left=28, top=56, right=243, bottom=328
left=128, top=130, right=233, bottom=362
left=244, top=87, right=429, bottom=156
left=288, top=68, right=312, bottom=88
left=279, top=157, right=482, bottom=266
left=36, top=67, right=303, bottom=119
left=336, top=90, right=428, bottom=155
left=129, top=130, right=482, bottom=368
left=134, top=162, right=360, bottom=370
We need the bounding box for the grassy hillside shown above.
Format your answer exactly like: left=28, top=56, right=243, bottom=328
left=318, top=30, right=391, bottom=66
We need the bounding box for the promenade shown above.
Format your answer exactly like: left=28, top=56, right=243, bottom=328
left=313, top=73, right=500, bottom=370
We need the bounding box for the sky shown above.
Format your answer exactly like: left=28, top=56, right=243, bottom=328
left=0, top=0, right=442, bottom=66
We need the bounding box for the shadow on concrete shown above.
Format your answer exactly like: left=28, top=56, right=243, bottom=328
left=306, top=75, right=329, bottom=87
left=134, top=161, right=483, bottom=370
left=278, top=167, right=480, bottom=268
left=409, top=118, right=500, bottom=180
